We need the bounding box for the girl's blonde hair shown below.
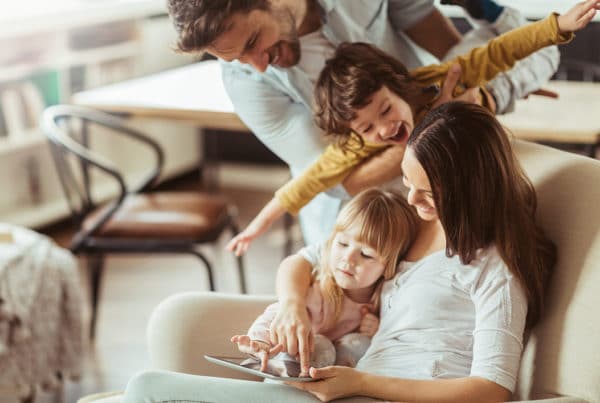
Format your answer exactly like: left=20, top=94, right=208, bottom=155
left=315, top=188, right=418, bottom=330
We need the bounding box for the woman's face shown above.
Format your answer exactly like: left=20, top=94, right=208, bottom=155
left=350, top=86, right=414, bottom=146
left=329, top=223, right=386, bottom=291
left=401, top=147, right=437, bottom=221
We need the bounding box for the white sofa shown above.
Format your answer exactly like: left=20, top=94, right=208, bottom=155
left=79, top=140, right=600, bottom=403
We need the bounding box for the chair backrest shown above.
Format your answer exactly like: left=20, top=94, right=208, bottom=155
left=555, top=59, right=600, bottom=82
left=41, top=105, right=165, bottom=245
left=513, top=140, right=600, bottom=402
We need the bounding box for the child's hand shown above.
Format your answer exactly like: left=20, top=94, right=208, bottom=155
left=231, top=335, right=283, bottom=371
left=226, top=225, right=261, bottom=256
left=358, top=306, right=379, bottom=337
left=558, top=0, right=600, bottom=33
left=225, top=197, right=287, bottom=256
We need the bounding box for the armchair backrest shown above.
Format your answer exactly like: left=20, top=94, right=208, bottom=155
left=513, top=140, right=600, bottom=402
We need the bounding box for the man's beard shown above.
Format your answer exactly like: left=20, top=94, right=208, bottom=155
left=272, top=7, right=301, bottom=67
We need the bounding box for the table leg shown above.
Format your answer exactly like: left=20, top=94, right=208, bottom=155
left=199, top=128, right=219, bottom=191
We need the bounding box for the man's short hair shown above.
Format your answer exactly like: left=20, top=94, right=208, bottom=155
left=168, top=0, right=269, bottom=53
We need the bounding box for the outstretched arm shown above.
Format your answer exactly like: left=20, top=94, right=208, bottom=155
left=440, top=1, right=599, bottom=89
left=226, top=197, right=286, bottom=256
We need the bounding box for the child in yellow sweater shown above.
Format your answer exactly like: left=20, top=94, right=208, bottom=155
left=227, top=0, right=598, bottom=256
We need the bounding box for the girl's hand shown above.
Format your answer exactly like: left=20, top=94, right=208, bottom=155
left=287, top=366, right=364, bottom=402
left=359, top=306, right=379, bottom=337
left=558, top=0, right=600, bottom=33
left=269, top=299, right=314, bottom=375
left=230, top=335, right=283, bottom=371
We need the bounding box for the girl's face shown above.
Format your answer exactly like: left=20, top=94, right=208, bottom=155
left=329, top=223, right=387, bottom=291
left=350, top=86, right=414, bottom=146
left=401, top=148, right=438, bottom=221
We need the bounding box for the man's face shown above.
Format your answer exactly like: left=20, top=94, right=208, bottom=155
left=207, top=8, right=300, bottom=72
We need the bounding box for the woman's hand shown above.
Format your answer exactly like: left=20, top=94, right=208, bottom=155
left=287, top=366, right=364, bottom=402
left=269, top=299, right=314, bottom=375
left=359, top=306, right=379, bottom=337
left=230, top=335, right=283, bottom=372
left=557, top=0, right=600, bottom=34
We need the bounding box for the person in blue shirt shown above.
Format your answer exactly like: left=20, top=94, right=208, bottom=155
left=166, top=0, right=558, bottom=245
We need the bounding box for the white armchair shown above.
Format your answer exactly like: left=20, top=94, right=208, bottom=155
left=80, top=140, right=600, bottom=403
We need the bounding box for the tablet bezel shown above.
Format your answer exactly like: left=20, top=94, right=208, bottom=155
left=204, top=354, right=317, bottom=382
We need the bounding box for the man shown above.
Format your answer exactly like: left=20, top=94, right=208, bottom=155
left=167, top=0, right=558, bottom=245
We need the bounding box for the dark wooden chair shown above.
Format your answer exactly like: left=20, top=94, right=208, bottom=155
left=42, top=105, right=246, bottom=338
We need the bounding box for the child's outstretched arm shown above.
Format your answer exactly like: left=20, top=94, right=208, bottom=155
left=226, top=197, right=286, bottom=256
left=429, top=1, right=598, bottom=91
left=558, top=0, right=600, bottom=32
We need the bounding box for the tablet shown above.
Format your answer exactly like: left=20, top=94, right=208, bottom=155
left=204, top=355, right=317, bottom=382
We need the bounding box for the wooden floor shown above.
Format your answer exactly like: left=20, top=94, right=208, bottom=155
left=35, top=171, right=303, bottom=403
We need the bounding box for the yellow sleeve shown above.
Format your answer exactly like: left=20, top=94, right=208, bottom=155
left=450, top=13, right=573, bottom=88
left=275, top=134, right=387, bottom=215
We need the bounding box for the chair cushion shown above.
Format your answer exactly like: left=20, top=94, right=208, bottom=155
left=82, top=192, right=232, bottom=240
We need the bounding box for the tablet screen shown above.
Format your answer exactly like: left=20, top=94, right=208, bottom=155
left=204, top=355, right=315, bottom=382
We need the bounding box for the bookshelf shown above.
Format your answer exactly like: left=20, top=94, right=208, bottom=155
left=0, top=1, right=197, bottom=228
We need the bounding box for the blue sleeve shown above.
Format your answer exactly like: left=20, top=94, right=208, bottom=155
left=221, top=64, right=350, bottom=200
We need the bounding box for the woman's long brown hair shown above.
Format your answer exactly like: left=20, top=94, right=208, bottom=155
left=407, top=101, right=556, bottom=328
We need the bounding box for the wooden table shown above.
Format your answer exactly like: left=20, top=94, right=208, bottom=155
left=73, top=60, right=250, bottom=188
left=73, top=60, right=248, bottom=131
left=497, top=80, right=600, bottom=157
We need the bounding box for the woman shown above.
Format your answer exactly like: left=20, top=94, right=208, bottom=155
left=123, top=102, right=555, bottom=402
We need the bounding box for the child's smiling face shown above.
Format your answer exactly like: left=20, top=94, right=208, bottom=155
left=350, top=86, right=415, bottom=146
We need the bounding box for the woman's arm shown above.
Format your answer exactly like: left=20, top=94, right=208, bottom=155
left=272, top=253, right=314, bottom=374
left=291, top=367, right=511, bottom=402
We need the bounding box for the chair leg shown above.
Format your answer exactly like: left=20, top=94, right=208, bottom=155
left=87, top=254, right=104, bottom=340
left=189, top=251, right=215, bottom=291
left=229, top=222, right=247, bottom=294
left=283, top=212, right=294, bottom=258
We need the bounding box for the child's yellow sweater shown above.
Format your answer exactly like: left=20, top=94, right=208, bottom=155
left=276, top=13, right=572, bottom=215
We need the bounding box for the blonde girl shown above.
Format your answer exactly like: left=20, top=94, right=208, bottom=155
left=232, top=188, right=417, bottom=372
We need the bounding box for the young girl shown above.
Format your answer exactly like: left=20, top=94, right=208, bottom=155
left=226, top=0, right=598, bottom=256
left=231, top=188, right=417, bottom=373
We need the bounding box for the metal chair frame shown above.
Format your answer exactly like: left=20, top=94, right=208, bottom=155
left=42, top=105, right=246, bottom=338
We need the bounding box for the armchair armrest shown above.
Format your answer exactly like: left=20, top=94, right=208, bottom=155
left=514, top=397, right=589, bottom=403
left=147, top=292, right=275, bottom=380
